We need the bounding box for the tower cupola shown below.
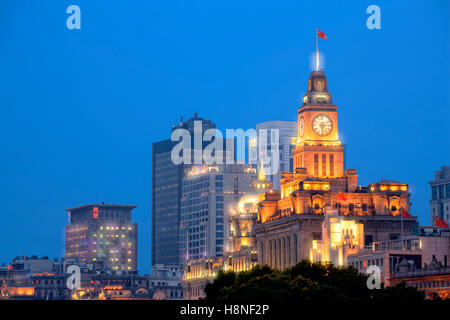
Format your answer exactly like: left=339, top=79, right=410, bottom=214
left=302, top=70, right=333, bottom=106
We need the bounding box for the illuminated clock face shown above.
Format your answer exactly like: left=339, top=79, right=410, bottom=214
left=312, top=114, right=333, bottom=136
left=299, top=117, right=305, bottom=137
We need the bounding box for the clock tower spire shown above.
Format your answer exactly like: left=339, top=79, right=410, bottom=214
left=292, top=70, right=344, bottom=178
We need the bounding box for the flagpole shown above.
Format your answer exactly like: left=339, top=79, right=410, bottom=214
left=316, top=28, right=319, bottom=71
left=400, top=207, right=404, bottom=250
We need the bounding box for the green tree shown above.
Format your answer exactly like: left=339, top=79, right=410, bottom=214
left=371, top=282, right=425, bottom=302
left=204, top=260, right=425, bottom=302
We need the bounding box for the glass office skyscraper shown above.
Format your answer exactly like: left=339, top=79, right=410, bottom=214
left=152, top=114, right=231, bottom=267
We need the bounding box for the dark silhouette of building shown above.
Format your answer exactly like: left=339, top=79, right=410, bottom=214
left=152, top=114, right=232, bottom=267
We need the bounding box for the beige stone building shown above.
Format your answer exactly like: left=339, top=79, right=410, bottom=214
left=254, top=70, right=418, bottom=270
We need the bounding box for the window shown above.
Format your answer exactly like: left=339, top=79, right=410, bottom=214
left=322, top=154, right=327, bottom=176
left=439, top=185, right=445, bottom=199
left=329, top=154, right=334, bottom=177
left=365, top=235, right=373, bottom=247
left=432, top=186, right=438, bottom=200
left=446, top=184, right=450, bottom=199
left=216, top=232, right=223, bottom=238
left=216, top=225, right=223, bottom=230
left=349, top=203, right=354, bottom=212
left=314, top=154, right=319, bottom=176
left=215, top=181, right=223, bottom=187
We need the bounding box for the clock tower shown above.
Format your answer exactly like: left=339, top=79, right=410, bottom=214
left=293, top=70, right=344, bottom=178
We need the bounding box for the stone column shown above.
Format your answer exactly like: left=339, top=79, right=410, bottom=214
left=287, top=236, right=292, bottom=267
left=294, top=234, right=298, bottom=264
left=271, top=239, right=275, bottom=268
left=278, top=238, right=282, bottom=269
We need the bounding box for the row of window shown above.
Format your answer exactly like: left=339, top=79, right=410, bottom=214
left=349, top=258, right=384, bottom=270
left=313, top=153, right=335, bottom=177
left=181, top=203, right=208, bottom=213
left=188, top=240, right=205, bottom=247
left=186, top=218, right=207, bottom=227
left=188, top=226, right=205, bottom=233
left=189, top=233, right=204, bottom=240
left=431, top=183, right=450, bottom=200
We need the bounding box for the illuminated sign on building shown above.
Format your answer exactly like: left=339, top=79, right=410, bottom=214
left=92, top=207, right=99, bottom=219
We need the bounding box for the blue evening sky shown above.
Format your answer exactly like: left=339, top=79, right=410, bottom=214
left=0, top=0, right=448, bottom=272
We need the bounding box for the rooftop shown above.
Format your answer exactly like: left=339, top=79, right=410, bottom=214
left=66, top=203, right=138, bottom=212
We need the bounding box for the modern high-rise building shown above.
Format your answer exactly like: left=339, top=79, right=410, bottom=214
left=248, top=121, right=297, bottom=190
left=430, top=166, right=450, bottom=226
left=179, top=164, right=256, bottom=265
left=181, top=164, right=272, bottom=300
left=65, top=203, right=138, bottom=272
left=152, top=114, right=233, bottom=267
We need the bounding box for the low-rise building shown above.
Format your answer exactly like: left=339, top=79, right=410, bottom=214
left=182, top=256, right=224, bottom=300
left=347, top=226, right=450, bottom=286
left=390, top=256, right=450, bottom=299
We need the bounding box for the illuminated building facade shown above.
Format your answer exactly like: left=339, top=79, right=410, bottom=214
left=182, top=166, right=272, bottom=299
left=227, top=195, right=259, bottom=272
left=0, top=256, right=185, bottom=300
left=179, top=164, right=255, bottom=265
left=182, top=256, right=224, bottom=300
left=65, top=204, right=138, bottom=272
left=248, top=121, right=298, bottom=190
left=0, top=283, right=34, bottom=300
left=152, top=114, right=233, bottom=267
left=309, top=207, right=364, bottom=266
left=430, top=166, right=450, bottom=227
left=227, top=168, right=273, bottom=272
left=254, top=69, right=418, bottom=269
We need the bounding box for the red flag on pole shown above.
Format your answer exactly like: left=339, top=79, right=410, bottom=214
left=401, top=207, right=411, bottom=218
left=317, top=29, right=327, bottom=39
left=436, top=216, right=449, bottom=228
left=338, top=191, right=347, bottom=201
